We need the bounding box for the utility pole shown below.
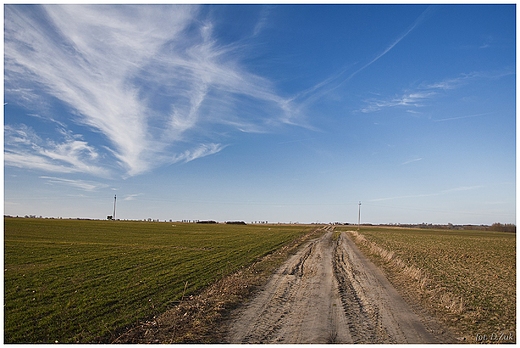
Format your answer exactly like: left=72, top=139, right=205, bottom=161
left=358, top=201, right=361, bottom=230
left=113, top=195, right=117, bottom=220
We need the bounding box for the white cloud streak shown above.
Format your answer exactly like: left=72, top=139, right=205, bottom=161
left=5, top=124, right=110, bottom=176
left=361, top=91, right=436, bottom=113
left=425, top=70, right=514, bottom=90
left=349, top=6, right=435, bottom=82
left=401, top=157, right=422, bottom=165
left=171, top=143, right=227, bottom=164
left=292, top=6, right=434, bottom=111
left=252, top=6, right=273, bottom=36
left=123, top=193, right=144, bottom=201
left=39, top=176, right=110, bottom=192
left=360, top=69, right=514, bottom=114
left=4, top=5, right=297, bottom=177
left=433, top=112, right=493, bottom=122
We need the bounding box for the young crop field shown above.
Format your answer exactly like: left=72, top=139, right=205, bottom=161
left=344, top=226, right=515, bottom=343
left=4, top=218, right=313, bottom=343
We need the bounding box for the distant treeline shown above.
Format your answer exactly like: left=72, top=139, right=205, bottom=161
left=379, top=222, right=516, bottom=232
left=489, top=223, right=516, bottom=232
left=195, top=220, right=247, bottom=225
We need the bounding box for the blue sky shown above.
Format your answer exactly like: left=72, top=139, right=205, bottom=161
left=4, top=4, right=516, bottom=224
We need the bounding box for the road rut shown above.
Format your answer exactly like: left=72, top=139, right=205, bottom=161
left=227, top=228, right=443, bottom=343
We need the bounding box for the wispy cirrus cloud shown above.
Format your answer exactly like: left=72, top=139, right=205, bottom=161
left=360, top=69, right=514, bottom=114
left=171, top=143, right=227, bottom=164
left=5, top=124, right=110, bottom=177
left=4, top=5, right=298, bottom=177
left=292, top=6, right=435, bottom=110
left=433, top=112, right=493, bottom=122
left=401, top=157, right=422, bottom=165
left=123, top=193, right=144, bottom=201
left=350, top=6, right=436, bottom=82
left=252, top=5, right=274, bottom=37
left=361, top=91, right=436, bottom=113
left=426, top=69, right=514, bottom=90
left=39, top=176, right=110, bottom=192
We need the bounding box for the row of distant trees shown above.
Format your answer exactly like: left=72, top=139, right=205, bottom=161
left=195, top=220, right=247, bottom=225
left=380, top=222, right=516, bottom=232
left=490, top=223, right=516, bottom=232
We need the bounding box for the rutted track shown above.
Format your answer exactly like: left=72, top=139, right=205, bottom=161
left=227, top=228, right=447, bottom=343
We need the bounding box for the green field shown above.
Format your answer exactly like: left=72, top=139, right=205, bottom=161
left=344, top=226, right=516, bottom=341
left=4, top=218, right=312, bottom=343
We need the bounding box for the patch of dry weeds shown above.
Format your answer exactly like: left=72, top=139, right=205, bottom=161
left=348, top=228, right=515, bottom=344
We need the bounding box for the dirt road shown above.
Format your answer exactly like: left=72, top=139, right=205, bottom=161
left=227, top=228, right=448, bottom=343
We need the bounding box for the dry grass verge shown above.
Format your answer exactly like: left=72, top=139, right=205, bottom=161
left=112, top=226, right=325, bottom=343
left=349, top=230, right=464, bottom=316
left=347, top=228, right=516, bottom=344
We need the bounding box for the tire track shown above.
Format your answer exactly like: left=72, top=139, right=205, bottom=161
left=333, top=236, right=379, bottom=343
